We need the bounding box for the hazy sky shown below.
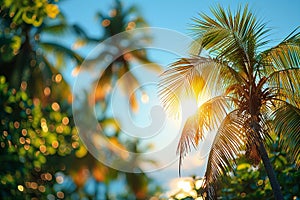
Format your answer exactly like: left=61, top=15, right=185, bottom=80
left=59, top=0, right=300, bottom=194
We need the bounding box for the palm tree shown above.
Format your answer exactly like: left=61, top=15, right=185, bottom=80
left=70, top=1, right=162, bottom=198
left=159, top=5, right=300, bottom=200
left=72, top=0, right=161, bottom=111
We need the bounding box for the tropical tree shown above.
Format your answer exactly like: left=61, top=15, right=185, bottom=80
left=0, top=0, right=83, bottom=104
left=0, top=1, right=86, bottom=198
left=159, top=5, right=300, bottom=200
left=63, top=1, right=163, bottom=198
left=72, top=0, right=160, bottom=112
left=1, top=0, right=162, bottom=199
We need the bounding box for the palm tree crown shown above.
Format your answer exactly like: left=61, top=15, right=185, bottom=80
left=159, top=5, right=300, bottom=199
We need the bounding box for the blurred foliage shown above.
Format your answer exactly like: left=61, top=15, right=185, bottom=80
left=72, top=0, right=161, bottom=112
left=0, top=0, right=163, bottom=199
left=70, top=1, right=163, bottom=198
left=3, top=0, right=59, bottom=27
left=0, top=0, right=82, bottom=104
left=0, top=76, right=81, bottom=199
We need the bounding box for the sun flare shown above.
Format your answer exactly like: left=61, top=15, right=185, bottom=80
left=180, top=97, right=198, bottom=120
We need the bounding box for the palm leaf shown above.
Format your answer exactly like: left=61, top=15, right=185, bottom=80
left=39, top=42, right=84, bottom=65
left=119, top=71, right=140, bottom=113
left=264, top=45, right=300, bottom=74
left=259, top=27, right=300, bottom=76
left=201, top=110, right=247, bottom=199
left=280, top=26, right=300, bottom=50
left=130, top=50, right=162, bottom=73
left=159, top=56, right=228, bottom=117
left=159, top=57, right=203, bottom=117
left=177, top=96, right=232, bottom=174
left=273, top=103, right=300, bottom=164
left=40, top=23, right=69, bottom=35
left=72, top=24, right=102, bottom=43
left=190, top=5, right=269, bottom=72
left=220, top=62, right=248, bottom=90
left=260, top=30, right=300, bottom=105
left=267, top=68, right=300, bottom=106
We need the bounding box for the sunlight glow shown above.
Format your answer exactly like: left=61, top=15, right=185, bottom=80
left=195, top=179, right=203, bottom=189
left=180, top=97, right=198, bottom=120
left=177, top=180, right=192, bottom=193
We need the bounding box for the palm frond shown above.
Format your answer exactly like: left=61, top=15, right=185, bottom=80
left=260, top=29, right=300, bottom=106
left=267, top=68, right=300, bottom=106
left=39, top=42, right=84, bottom=65
left=177, top=96, right=232, bottom=174
left=40, top=23, right=69, bottom=35
left=220, top=62, right=248, bottom=89
left=159, top=57, right=204, bottom=117
left=264, top=45, right=300, bottom=73
left=190, top=5, right=269, bottom=71
left=273, top=103, right=300, bottom=164
left=130, top=50, right=162, bottom=73
left=159, top=56, right=229, bottom=117
left=72, top=24, right=102, bottom=43
left=201, top=110, right=247, bottom=199
left=259, top=27, right=300, bottom=76
left=281, top=26, right=300, bottom=45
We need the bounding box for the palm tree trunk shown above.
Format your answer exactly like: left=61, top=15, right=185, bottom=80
left=257, top=140, right=284, bottom=200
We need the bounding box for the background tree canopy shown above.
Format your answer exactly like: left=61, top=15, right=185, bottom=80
left=0, top=0, right=161, bottom=199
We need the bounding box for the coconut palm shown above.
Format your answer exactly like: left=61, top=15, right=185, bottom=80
left=159, top=5, right=300, bottom=200
left=69, top=1, right=162, bottom=198
left=72, top=0, right=161, bottom=111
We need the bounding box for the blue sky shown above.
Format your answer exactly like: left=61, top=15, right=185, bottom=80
left=60, top=0, right=300, bottom=44
left=59, top=0, right=300, bottom=195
